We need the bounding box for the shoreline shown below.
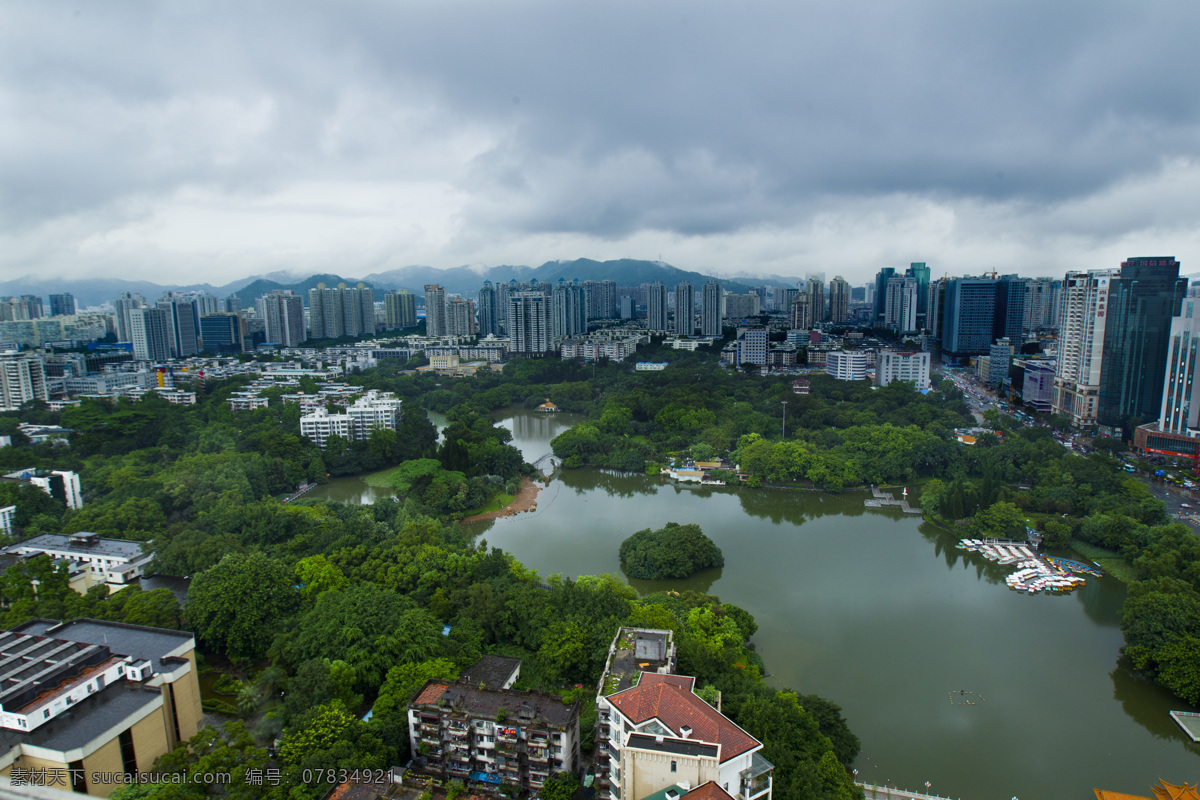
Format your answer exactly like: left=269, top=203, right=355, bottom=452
left=460, top=476, right=543, bottom=523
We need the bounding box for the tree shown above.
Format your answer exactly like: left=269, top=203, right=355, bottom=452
left=971, top=501, right=1025, bottom=538
left=184, top=552, right=298, bottom=660
left=619, top=522, right=724, bottom=579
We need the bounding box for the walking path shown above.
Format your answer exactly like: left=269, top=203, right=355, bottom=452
left=864, top=486, right=923, bottom=514
left=857, top=782, right=962, bottom=800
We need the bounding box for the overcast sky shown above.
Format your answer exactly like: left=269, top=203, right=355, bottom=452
left=2, top=1, right=1199, bottom=287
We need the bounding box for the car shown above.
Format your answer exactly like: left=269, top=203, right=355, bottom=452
left=1182, top=503, right=1194, bottom=509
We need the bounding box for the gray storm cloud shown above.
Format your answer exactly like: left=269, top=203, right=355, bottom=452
left=1, top=0, right=1198, bottom=284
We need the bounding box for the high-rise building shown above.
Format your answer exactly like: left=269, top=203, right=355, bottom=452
left=130, top=306, right=172, bottom=361
left=674, top=281, right=694, bottom=335
left=256, top=290, right=306, bottom=347
left=224, top=294, right=242, bottom=314
left=905, top=263, right=931, bottom=329
left=723, top=293, right=760, bottom=320
left=1158, top=298, right=1200, bottom=436
left=424, top=285, right=448, bottom=337
left=508, top=290, right=552, bottom=354
left=701, top=281, right=722, bottom=337
left=199, top=313, right=245, bottom=354
left=884, top=276, right=918, bottom=334
left=157, top=297, right=199, bottom=358
left=447, top=298, right=477, bottom=337
left=552, top=279, right=587, bottom=339
left=385, top=289, right=418, bottom=329
left=1098, top=257, right=1187, bottom=430
left=477, top=282, right=501, bottom=336
left=806, top=277, right=825, bottom=323
left=789, top=292, right=813, bottom=330
left=646, top=282, right=669, bottom=332
left=939, top=276, right=1024, bottom=361
left=0, top=351, right=48, bottom=411
left=988, top=338, right=1015, bottom=388
left=308, top=282, right=373, bottom=339
left=112, top=292, right=145, bottom=342
left=584, top=280, right=618, bottom=321
left=873, top=268, right=896, bottom=325
left=1053, top=270, right=1114, bottom=426
left=1023, top=277, right=1061, bottom=333
left=48, top=294, right=75, bottom=317
left=828, top=277, right=850, bottom=324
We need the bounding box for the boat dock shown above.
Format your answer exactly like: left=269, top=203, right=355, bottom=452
left=281, top=482, right=316, bottom=503
left=958, top=538, right=1091, bottom=594
left=1170, top=710, right=1200, bottom=741
left=857, top=782, right=962, bottom=800
left=864, top=486, right=922, bottom=514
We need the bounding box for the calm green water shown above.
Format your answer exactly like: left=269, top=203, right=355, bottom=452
left=319, top=407, right=1200, bottom=798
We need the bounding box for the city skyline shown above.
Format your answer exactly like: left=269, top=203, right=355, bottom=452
left=1, top=3, right=1199, bottom=286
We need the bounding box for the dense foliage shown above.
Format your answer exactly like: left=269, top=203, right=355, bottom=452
left=619, top=522, right=725, bottom=579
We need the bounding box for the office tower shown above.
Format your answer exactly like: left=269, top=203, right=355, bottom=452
left=130, top=306, right=172, bottom=361
left=988, top=339, right=1015, bottom=388
left=477, top=282, right=501, bottom=336
left=551, top=279, right=587, bottom=339
left=1159, top=299, right=1200, bottom=436
left=423, top=284, right=448, bottom=337
left=199, top=313, right=245, bottom=353
left=193, top=293, right=220, bottom=316
left=646, top=282, right=668, bottom=332
left=905, top=263, right=931, bottom=329
left=701, top=281, right=722, bottom=337
left=806, top=277, right=826, bottom=323
left=507, top=291, right=552, bottom=354
left=447, top=298, right=477, bottom=337
left=112, top=292, right=145, bottom=342
left=674, top=281, right=694, bottom=335
left=828, top=277, right=850, bottom=324
left=48, top=294, right=75, bottom=317
left=789, top=291, right=813, bottom=330
left=157, top=297, right=199, bottom=358
left=926, top=278, right=947, bottom=338
left=939, top=276, right=1025, bottom=361
left=386, top=289, right=418, bottom=329
left=224, top=294, right=242, bottom=314
left=1097, top=257, right=1187, bottom=430
left=884, top=276, right=918, bottom=333
left=584, top=280, right=617, bottom=320
left=873, top=268, right=896, bottom=325
left=1053, top=270, right=1114, bottom=426
left=876, top=350, right=932, bottom=391
left=0, top=351, right=48, bottom=410
left=256, top=290, right=306, bottom=347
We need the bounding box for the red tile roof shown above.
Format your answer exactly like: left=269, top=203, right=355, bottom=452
left=413, top=681, right=451, bottom=706
left=684, top=782, right=736, bottom=800
left=608, top=673, right=759, bottom=762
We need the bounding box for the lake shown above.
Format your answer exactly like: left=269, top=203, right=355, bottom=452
left=318, top=406, right=1200, bottom=799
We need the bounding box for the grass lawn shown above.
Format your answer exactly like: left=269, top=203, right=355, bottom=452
left=1069, top=540, right=1138, bottom=583
left=463, top=493, right=515, bottom=517
left=362, top=466, right=405, bottom=488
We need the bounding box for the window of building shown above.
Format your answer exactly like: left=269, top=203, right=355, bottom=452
left=670, top=761, right=677, bottom=773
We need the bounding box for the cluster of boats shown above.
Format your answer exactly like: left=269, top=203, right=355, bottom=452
left=957, top=538, right=1091, bottom=594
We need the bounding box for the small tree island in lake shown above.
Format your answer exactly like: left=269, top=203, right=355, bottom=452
left=619, top=522, right=725, bottom=579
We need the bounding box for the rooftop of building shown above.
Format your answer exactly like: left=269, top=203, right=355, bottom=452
left=458, top=655, right=521, bottom=690
left=601, top=629, right=675, bottom=696
left=410, top=681, right=577, bottom=728
left=2, top=533, right=145, bottom=561
left=640, top=782, right=736, bottom=800
left=626, top=733, right=720, bottom=759
left=0, top=679, right=162, bottom=754
left=13, top=618, right=194, bottom=675
left=609, top=673, right=759, bottom=763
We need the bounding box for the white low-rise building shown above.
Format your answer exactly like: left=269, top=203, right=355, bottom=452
left=1, top=531, right=153, bottom=587
left=875, top=350, right=931, bottom=391
left=825, top=350, right=869, bottom=382
left=347, top=390, right=403, bottom=438
left=299, top=408, right=354, bottom=448
left=3, top=468, right=83, bottom=509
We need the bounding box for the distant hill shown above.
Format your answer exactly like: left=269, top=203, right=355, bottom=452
left=1, top=259, right=767, bottom=308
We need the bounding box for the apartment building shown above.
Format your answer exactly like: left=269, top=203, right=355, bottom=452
left=0, top=618, right=204, bottom=796
left=2, top=470, right=83, bottom=511
left=407, top=657, right=580, bottom=794
left=594, top=629, right=772, bottom=800
left=299, top=391, right=402, bottom=448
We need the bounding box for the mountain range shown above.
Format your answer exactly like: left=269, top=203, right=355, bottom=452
left=0, top=259, right=765, bottom=308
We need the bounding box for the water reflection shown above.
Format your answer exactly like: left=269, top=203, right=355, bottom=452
left=1111, top=655, right=1200, bottom=752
